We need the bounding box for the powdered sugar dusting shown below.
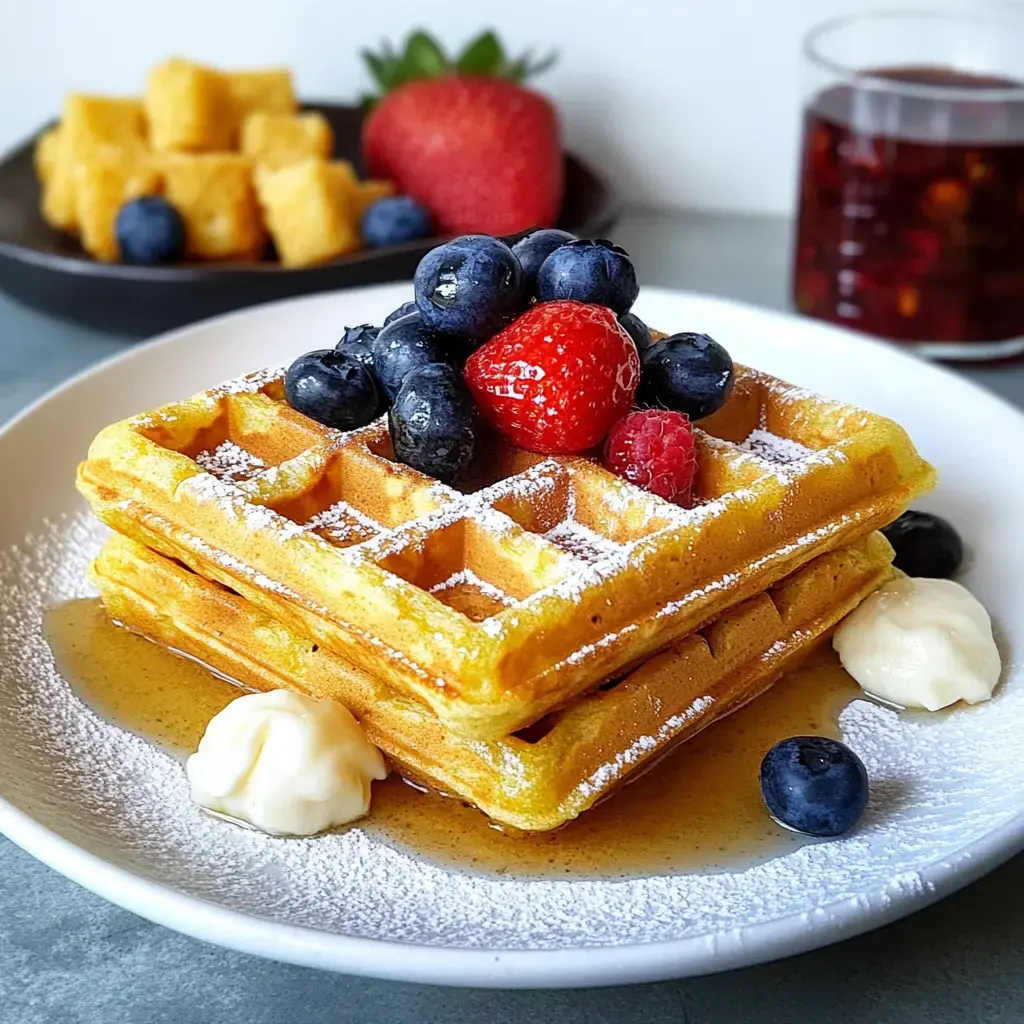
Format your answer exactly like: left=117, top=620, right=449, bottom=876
left=1, top=513, right=1023, bottom=951
left=195, top=441, right=266, bottom=482
left=740, top=429, right=814, bottom=465
left=544, top=521, right=622, bottom=564
left=429, top=570, right=515, bottom=608
left=575, top=695, right=715, bottom=797
left=209, top=365, right=286, bottom=397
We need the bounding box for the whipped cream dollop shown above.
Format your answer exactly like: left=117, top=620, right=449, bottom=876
left=833, top=577, right=1001, bottom=712
left=186, top=690, right=387, bottom=836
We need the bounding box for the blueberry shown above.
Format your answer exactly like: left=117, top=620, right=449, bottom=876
left=335, top=324, right=379, bottom=370
left=284, top=350, right=381, bottom=431
left=535, top=238, right=639, bottom=315
left=760, top=736, right=869, bottom=838
left=389, top=363, right=476, bottom=483
left=511, top=228, right=577, bottom=294
left=882, top=510, right=964, bottom=579
left=619, top=311, right=652, bottom=351
left=638, top=332, right=735, bottom=420
left=361, top=196, right=433, bottom=248
left=373, top=311, right=465, bottom=401
left=414, top=235, right=527, bottom=342
left=115, top=196, right=186, bottom=265
left=383, top=300, right=418, bottom=327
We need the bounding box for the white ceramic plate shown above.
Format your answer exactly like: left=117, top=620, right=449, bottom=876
left=1, top=284, right=1022, bottom=989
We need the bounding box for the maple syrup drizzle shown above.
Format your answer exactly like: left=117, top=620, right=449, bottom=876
left=44, top=598, right=861, bottom=878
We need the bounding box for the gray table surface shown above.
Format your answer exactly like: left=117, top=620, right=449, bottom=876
left=1, top=210, right=1022, bottom=1024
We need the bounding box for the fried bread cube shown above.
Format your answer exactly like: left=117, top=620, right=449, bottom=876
left=239, top=111, right=333, bottom=168
left=34, top=126, right=63, bottom=185
left=40, top=131, right=78, bottom=232
left=160, top=153, right=264, bottom=259
left=41, top=94, right=148, bottom=232
left=254, top=159, right=360, bottom=267
left=63, top=94, right=147, bottom=153
left=145, top=58, right=233, bottom=152
left=225, top=68, right=297, bottom=124
left=74, top=156, right=162, bottom=261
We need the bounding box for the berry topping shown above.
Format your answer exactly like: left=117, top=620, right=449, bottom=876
left=414, top=234, right=528, bottom=341
left=383, top=300, right=418, bottom=326
left=618, top=311, right=652, bottom=351
left=881, top=510, right=964, bottom=579
left=389, top=363, right=476, bottom=484
left=603, top=410, right=697, bottom=506
left=760, top=736, right=869, bottom=838
left=464, top=300, right=640, bottom=454
left=372, top=311, right=458, bottom=401
left=535, top=238, right=639, bottom=315
left=334, top=324, right=380, bottom=370
left=115, top=196, right=186, bottom=265
left=638, top=332, right=735, bottom=420
left=284, top=350, right=382, bottom=431
left=511, top=228, right=577, bottom=294
left=361, top=195, right=433, bottom=248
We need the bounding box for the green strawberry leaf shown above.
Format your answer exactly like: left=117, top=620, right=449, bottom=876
left=361, top=49, right=395, bottom=91
left=524, top=49, right=559, bottom=78
left=402, top=31, right=450, bottom=79
left=456, top=30, right=505, bottom=75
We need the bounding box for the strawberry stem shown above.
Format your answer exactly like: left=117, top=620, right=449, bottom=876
left=361, top=28, right=557, bottom=104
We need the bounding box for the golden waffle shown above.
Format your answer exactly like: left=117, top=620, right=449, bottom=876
left=77, top=364, right=934, bottom=739
left=91, top=532, right=895, bottom=832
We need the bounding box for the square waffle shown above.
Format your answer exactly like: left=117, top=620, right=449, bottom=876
left=90, top=532, right=896, bottom=832
left=77, top=362, right=934, bottom=739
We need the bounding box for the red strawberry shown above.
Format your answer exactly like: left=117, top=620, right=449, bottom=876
left=603, top=410, right=698, bottom=507
left=464, top=301, right=640, bottom=454
left=360, top=32, right=563, bottom=236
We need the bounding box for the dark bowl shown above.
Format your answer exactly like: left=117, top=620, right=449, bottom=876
left=0, top=102, right=620, bottom=337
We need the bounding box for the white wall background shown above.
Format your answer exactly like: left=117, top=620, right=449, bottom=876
left=0, top=0, right=1016, bottom=215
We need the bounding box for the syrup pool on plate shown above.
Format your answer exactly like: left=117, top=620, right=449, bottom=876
left=44, top=597, right=862, bottom=879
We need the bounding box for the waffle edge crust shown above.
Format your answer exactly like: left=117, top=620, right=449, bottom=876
left=91, top=531, right=896, bottom=832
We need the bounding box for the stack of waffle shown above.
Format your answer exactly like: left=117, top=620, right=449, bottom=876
left=77, top=359, right=935, bottom=832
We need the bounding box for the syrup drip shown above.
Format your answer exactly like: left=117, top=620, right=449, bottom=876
left=45, top=598, right=860, bottom=878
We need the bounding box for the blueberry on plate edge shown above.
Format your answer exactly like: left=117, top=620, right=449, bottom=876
left=638, top=331, right=735, bottom=420
left=388, top=363, right=476, bottom=484
left=759, top=735, right=869, bottom=838
left=284, top=350, right=382, bottom=431
left=881, top=510, right=964, bottom=579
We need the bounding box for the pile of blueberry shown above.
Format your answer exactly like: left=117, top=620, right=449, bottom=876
left=283, top=229, right=736, bottom=483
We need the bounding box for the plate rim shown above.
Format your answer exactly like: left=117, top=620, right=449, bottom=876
left=2, top=284, right=1023, bottom=988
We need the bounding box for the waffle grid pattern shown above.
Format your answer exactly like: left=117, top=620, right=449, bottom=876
left=78, top=363, right=935, bottom=738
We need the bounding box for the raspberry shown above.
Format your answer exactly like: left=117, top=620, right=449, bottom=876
left=602, top=410, right=697, bottom=506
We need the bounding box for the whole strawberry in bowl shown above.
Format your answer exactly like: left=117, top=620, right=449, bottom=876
left=361, top=30, right=564, bottom=237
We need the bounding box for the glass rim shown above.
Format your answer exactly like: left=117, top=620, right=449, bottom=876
left=804, top=9, right=1024, bottom=102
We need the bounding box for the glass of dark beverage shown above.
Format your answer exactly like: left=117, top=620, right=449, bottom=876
left=793, top=11, right=1024, bottom=359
